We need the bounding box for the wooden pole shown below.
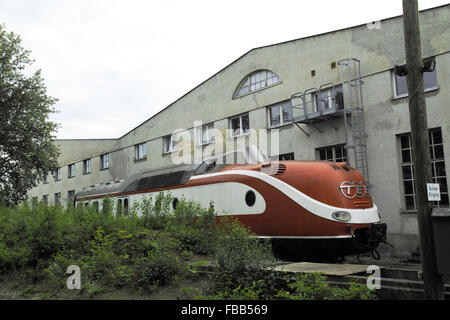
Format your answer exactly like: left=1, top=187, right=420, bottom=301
left=402, top=0, right=444, bottom=300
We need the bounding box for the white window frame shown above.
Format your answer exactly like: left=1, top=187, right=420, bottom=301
left=198, top=123, right=215, bottom=146
left=234, top=70, right=281, bottom=98
left=268, top=101, right=293, bottom=128
left=229, top=113, right=250, bottom=138
left=163, top=135, right=177, bottom=154
left=135, top=143, right=147, bottom=160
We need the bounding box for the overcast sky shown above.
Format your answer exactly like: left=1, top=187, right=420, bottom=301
left=1, top=0, right=448, bottom=139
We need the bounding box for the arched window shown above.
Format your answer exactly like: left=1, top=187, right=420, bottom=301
left=234, top=70, right=281, bottom=98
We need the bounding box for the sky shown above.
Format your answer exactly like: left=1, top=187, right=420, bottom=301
left=1, top=0, right=448, bottom=139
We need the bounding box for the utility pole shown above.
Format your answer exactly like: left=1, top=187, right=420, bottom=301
left=401, top=0, right=444, bottom=300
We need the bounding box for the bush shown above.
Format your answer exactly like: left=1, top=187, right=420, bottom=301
left=133, top=248, right=187, bottom=292
left=275, top=272, right=377, bottom=300
left=212, top=217, right=276, bottom=292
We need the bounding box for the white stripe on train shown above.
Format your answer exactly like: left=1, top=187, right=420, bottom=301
left=190, top=170, right=381, bottom=224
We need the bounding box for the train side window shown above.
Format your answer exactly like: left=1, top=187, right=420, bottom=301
left=93, top=201, right=99, bottom=213
left=84, top=202, right=89, bottom=208
left=117, top=199, right=123, bottom=215
left=124, top=198, right=129, bottom=215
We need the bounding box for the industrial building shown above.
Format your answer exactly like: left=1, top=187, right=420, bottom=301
left=27, top=5, right=450, bottom=258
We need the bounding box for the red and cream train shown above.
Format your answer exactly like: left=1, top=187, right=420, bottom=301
left=75, top=148, right=387, bottom=260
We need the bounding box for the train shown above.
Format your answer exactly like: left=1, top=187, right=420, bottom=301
left=75, top=147, right=387, bottom=260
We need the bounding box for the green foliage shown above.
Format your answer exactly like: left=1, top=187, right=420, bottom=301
left=0, top=24, right=59, bottom=206
left=212, top=217, right=276, bottom=292
left=0, top=195, right=375, bottom=300
left=275, top=272, right=377, bottom=300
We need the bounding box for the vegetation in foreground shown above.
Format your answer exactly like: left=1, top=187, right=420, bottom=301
left=0, top=194, right=376, bottom=300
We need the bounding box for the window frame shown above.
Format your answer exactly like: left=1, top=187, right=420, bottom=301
left=163, top=134, right=177, bottom=154
left=54, top=192, right=61, bottom=206
left=54, top=167, right=62, bottom=181
left=268, top=101, right=293, bottom=128
left=278, top=152, right=295, bottom=161
left=135, top=143, right=147, bottom=160
left=68, top=163, right=76, bottom=178
left=392, top=63, right=438, bottom=99
left=83, top=159, right=91, bottom=174
left=317, top=144, right=348, bottom=163
left=198, top=123, right=215, bottom=146
left=100, top=153, right=110, bottom=170
left=399, top=128, right=448, bottom=211
left=229, top=113, right=250, bottom=138
left=234, top=70, right=281, bottom=98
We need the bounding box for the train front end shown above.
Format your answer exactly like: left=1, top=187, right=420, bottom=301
left=263, top=160, right=387, bottom=260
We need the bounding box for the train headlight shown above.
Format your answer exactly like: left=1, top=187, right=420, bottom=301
left=332, top=211, right=351, bottom=222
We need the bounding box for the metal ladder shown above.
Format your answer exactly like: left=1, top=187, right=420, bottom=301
left=338, top=58, right=369, bottom=184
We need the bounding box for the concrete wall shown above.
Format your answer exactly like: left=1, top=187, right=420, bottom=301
left=27, top=5, right=450, bottom=258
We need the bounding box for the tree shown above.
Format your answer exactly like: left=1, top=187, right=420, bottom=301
left=0, top=24, right=59, bottom=206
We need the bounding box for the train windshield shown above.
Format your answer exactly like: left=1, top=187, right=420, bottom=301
left=195, top=147, right=270, bottom=175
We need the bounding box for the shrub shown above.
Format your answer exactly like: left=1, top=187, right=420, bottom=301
left=212, top=217, right=276, bottom=291
left=133, top=248, right=187, bottom=292
left=275, top=272, right=377, bottom=300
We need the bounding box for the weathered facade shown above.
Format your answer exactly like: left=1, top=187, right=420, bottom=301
left=28, top=5, right=450, bottom=258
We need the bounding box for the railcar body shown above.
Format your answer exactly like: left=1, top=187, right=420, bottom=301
left=75, top=149, right=387, bottom=260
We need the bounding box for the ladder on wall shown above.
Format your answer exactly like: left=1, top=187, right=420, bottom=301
left=338, top=58, right=369, bottom=184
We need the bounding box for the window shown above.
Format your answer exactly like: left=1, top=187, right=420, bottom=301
left=100, top=153, right=110, bottom=169
left=399, top=128, right=448, bottom=210
left=393, top=64, right=438, bottom=98
left=67, top=190, right=75, bottom=207
left=83, top=159, right=91, bottom=174
left=54, top=192, right=61, bottom=206
left=43, top=174, right=48, bottom=184
left=42, top=195, right=48, bottom=205
left=279, top=152, right=295, bottom=161
left=198, top=123, right=215, bottom=145
left=135, top=143, right=147, bottom=160
left=54, top=167, right=62, bottom=181
left=68, top=164, right=75, bottom=178
left=230, top=113, right=250, bottom=137
left=317, top=144, right=348, bottom=162
left=163, top=135, right=177, bottom=154
left=234, top=70, right=281, bottom=98
left=32, top=197, right=38, bottom=208
left=310, top=85, right=344, bottom=112
left=268, top=101, right=293, bottom=128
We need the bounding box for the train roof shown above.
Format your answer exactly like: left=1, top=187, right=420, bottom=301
left=75, top=147, right=271, bottom=199
left=76, top=163, right=198, bottom=199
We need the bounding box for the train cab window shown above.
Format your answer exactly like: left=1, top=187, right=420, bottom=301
left=194, top=159, right=217, bottom=175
